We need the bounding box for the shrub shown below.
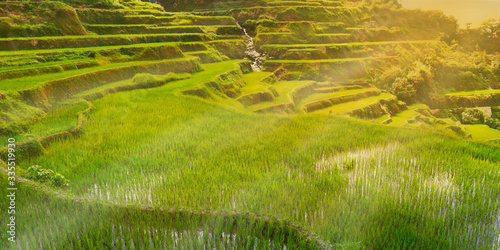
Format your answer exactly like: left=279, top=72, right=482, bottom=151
left=24, top=165, right=69, bottom=188
left=388, top=61, right=433, bottom=104
left=461, top=108, right=485, bottom=124
left=132, top=73, right=160, bottom=85
left=491, top=106, right=500, bottom=119
left=486, top=118, right=500, bottom=130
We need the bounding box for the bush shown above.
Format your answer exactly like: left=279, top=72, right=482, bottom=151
left=132, top=72, right=189, bottom=88
left=492, top=106, right=500, bottom=119
left=132, top=73, right=160, bottom=85
left=24, top=165, right=69, bottom=188
left=461, top=108, right=485, bottom=124
left=486, top=117, right=500, bottom=130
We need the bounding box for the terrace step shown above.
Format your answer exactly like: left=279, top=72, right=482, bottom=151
left=0, top=42, right=212, bottom=58
left=192, top=1, right=343, bottom=14
left=84, top=24, right=204, bottom=35
left=76, top=8, right=176, bottom=24
left=0, top=56, right=41, bottom=67
left=309, top=93, right=390, bottom=115
left=231, top=6, right=360, bottom=22
left=308, top=93, right=408, bottom=119
left=0, top=34, right=210, bottom=51
left=262, top=57, right=393, bottom=73
left=212, top=0, right=343, bottom=9
left=84, top=24, right=241, bottom=36
left=246, top=79, right=402, bottom=116
left=255, top=33, right=354, bottom=47
left=301, top=88, right=382, bottom=113
left=183, top=50, right=229, bottom=64
left=18, top=57, right=203, bottom=105
left=260, top=41, right=434, bottom=59
left=0, top=60, right=99, bottom=80
left=77, top=8, right=236, bottom=25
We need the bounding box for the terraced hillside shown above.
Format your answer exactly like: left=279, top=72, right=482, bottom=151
left=1, top=0, right=500, bottom=249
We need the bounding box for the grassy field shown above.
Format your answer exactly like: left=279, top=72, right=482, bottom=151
left=3, top=67, right=499, bottom=248
left=0, top=42, right=196, bottom=57
left=0, top=58, right=188, bottom=91
left=446, top=89, right=500, bottom=96
left=0, top=59, right=93, bottom=72
left=310, top=93, right=393, bottom=114
left=298, top=87, right=378, bottom=107
left=389, top=104, right=429, bottom=126
left=465, top=124, right=500, bottom=141
left=1, top=0, right=500, bottom=249
left=247, top=80, right=312, bottom=111
left=239, top=72, right=273, bottom=95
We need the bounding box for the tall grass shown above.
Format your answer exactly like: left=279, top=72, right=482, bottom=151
left=8, top=64, right=498, bottom=248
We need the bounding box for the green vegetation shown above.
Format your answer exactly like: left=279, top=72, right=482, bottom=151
left=464, top=124, right=500, bottom=141
left=446, top=89, right=500, bottom=96
left=1, top=59, right=176, bottom=91
left=24, top=165, right=69, bottom=187
left=311, top=93, right=393, bottom=114
left=1, top=0, right=499, bottom=249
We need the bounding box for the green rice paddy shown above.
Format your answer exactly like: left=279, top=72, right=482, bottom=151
left=446, top=89, right=500, bottom=96
left=310, top=93, right=393, bottom=114
left=1, top=0, right=499, bottom=248
left=298, top=87, right=378, bottom=107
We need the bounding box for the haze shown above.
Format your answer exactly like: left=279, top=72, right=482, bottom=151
left=400, top=0, right=499, bottom=28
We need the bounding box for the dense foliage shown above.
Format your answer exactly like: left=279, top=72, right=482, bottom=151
left=24, top=165, right=69, bottom=187
left=372, top=42, right=500, bottom=103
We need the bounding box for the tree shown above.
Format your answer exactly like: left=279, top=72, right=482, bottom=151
left=479, top=19, right=500, bottom=52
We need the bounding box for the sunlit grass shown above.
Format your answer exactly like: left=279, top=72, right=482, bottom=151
left=298, top=87, right=377, bottom=107
left=310, top=93, right=392, bottom=114
left=0, top=42, right=196, bottom=57
left=1, top=0, right=499, bottom=248
left=247, top=80, right=312, bottom=111
left=0, top=33, right=206, bottom=41
left=445, top=89, right=500, bottom=96
left=389, top=103, right=429, bottom=126
left=0, top=58, right=188, bottom=91
left=465, top=124, right=500, bottom=141
left=0, top=58, right=93, bottom=72
left=261, top=40, right=435, bottom=48
left=239, top=72, right=273, bottom=95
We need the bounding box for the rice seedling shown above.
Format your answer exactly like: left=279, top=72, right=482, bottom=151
left=1, top=0, right=499, bottom=248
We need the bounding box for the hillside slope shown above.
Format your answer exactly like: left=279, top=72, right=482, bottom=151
left=0, top=0, right=499, bottom=249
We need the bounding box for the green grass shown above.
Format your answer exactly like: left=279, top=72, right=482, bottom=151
left=4, top=74, right=499, bottom=248
left=0, top=42, right=198, bottom=57
left=0, top=59, right=177, bottom=91
left=26, top=102, right=86, bottom=136
left=72, top=72, right=191, bottom=100
left=0, top=33, right=206, bottom=41
left=445, top=89, right=500, bottom=96
left=311, top=93, right=392, bottom=114
left=0, top=39, right=244, bottom=57
left=465, top=124, right=500, bottom=141
left=248, top=80, right=312, bottom=111
left=0, top=102, right=87, bottom=147
left=0, top=57, right=39, bottom=65
left=389, top=104, right=428, bottom=126
left=314, top=33, right=351, bottom=37
left=0, top=58, right=93, bottom=72
left=266, top=57, right=382, bottom=63
left=1, top=1, right=500, bottom=248
left=298, top=87, right=377, bottom=107
left=261, top=40, right=435, bottom=48
left=239, top=72, right=273, bottom=95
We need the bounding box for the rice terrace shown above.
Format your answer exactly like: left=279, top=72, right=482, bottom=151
left=0, top=0, right=499, bottom=248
